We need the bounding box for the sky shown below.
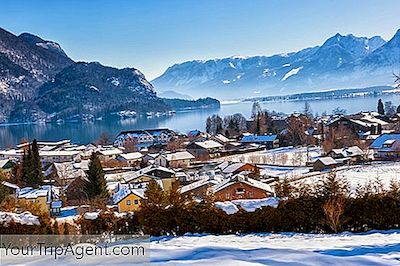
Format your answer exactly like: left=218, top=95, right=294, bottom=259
left=1, top=0, right=399, bottom=80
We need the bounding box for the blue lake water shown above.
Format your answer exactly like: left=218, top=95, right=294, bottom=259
left=1, top=94, right=400, bottom=148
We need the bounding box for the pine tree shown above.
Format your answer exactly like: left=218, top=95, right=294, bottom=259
left=142, top=179, right=165, bottom=208
left=320, top=171, right=348, bottom=199
left=377, top=99, right=385, bottom=115
left=31, top=139, right=43, bottom=186
left=85, top=153, right=108, bottom=199
left=22, top=146, right=35, bottom=187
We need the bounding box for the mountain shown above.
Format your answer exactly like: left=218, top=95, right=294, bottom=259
left=152, top=30, right=398, bottom=99
left=0, top=27, right=74, bottom=121
left=1, top=28, right=207, bottom=122
left=18, top=62, right=170, bottom=121
left=158, top=90, right=194, bottom=100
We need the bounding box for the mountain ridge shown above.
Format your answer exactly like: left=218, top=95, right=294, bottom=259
left=152, top=30, right=399, bottom=99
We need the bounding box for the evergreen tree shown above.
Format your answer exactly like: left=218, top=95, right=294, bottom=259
left=397, top=105, right=400, bottom=114
left=320, top=171, right=348, bottom=199
left=141, top=179, right=165, bottom=208
left=377, top=99, right=385, bottom=115
left=85, top=153, right=108, bottom=199
left=30, top=139, right=43, bottom=186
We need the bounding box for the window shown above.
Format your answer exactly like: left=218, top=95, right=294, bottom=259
left=126, top=200, right=131, bottom=205
left=249, top=192, right=254, bottom=198
left=225, top=193, right=230, bottom=200
left=134, top=199, right=139, bottom=205
left=236, top=188, right=245, bottom=194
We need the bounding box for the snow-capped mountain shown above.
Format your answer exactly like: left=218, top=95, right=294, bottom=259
left=0, top=27, right=172, bottom=122
left=152, top=30, right=399, bottom=99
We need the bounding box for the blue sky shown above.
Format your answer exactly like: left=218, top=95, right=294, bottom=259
left=1, top=0, right=399, bottom=79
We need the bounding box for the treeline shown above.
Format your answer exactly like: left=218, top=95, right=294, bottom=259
left=3, top=174, right=400, bottom=235
left=164, top=97, right=220, bottom=110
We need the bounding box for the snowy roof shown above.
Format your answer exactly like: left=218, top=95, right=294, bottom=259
left=163, top=151, right=195, bottom=161
left=98, top=148, right=123, bottom=156
left=115, top=165, right=175, bottom=183
left=17, top=187, right=49, bottom=200
left=241, top=135, right=277, bottom=143
left=371, top=134, right=400, bottom=149
left=215, top=197, right=280, bottom=214
left=0, top=211, right=40, bottom=226
left=383, top=139, right=396, bottom=145
left=331, top=146, right=364, bottom=157
left=40, top=150, right=80, bottom=157
left=213, top=134, right=231, bottom=143
left=0, top=149, right=24, bottom=157
left=180, top=175, right=223, bottom=194
left=0, top=159, right=14, bottom=168
left=213, top=174, right=273, bottom=194
left=53, top=161, right=87, bottom=180
left=193, top=140, right=223, bottom=149
left=217, top=161, right=230, bottom=170
left=315, top=157, right=337, bottom=166
left=112, top=184, right=145, bottom=204
left=119, top=152, right=143, bottom=160
left=1, top=181, right=19, bottom=190
left=222, top=162, right=245, bottom=174
left=37, top=140, right=70, bottom=146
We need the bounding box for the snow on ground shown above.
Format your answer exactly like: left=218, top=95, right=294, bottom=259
left=294, top=162, right=400, bottom=193
left=281, top=66, right=303, bottom=81
left=218, top=146, right=322, bottom=167
left=0, top=211, right=39, bottom=226
left=150, top=231, right=400, bottom=265
left=2, top=230, right=400, bottom=265
left=215, top=197, right=280, bottom=214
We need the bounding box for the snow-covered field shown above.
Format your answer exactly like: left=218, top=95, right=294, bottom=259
left=218, top=146, right=322, bottom=166
left=295, top=162, right=400, bottom=193
left=151, top=231, right=400, bottom=265
left=3, top=231, right=400, bottom=265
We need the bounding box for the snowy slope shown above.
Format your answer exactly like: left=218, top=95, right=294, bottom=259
left=150, top=231, right=400, bottom=265
left=4, top=230, right=400, bottom=265
left=152, top=30, right=400, bottom=99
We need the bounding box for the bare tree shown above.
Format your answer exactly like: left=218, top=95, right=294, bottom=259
left=323, top=196, right=346, bottom=233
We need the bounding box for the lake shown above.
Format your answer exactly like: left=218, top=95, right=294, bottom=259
left=1, top=94, right=400, bottom=148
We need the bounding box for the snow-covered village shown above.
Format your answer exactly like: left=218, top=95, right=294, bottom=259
left=1, top=98, right=400, bottom=264
left=1, top=0, right=400, bottom=265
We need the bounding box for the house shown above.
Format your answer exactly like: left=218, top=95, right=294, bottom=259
left=118, top=166, right=176, bottom=191
left=241, top=134, right=279, bottom=149
left=327, top=116, right=383, bottom=136
left=39, top=150, right=82, bottom=164
left=313, top=157, right=338, bottom=171
left=17, top=185, right=59, bottom=214
left=97, top=148, right=124, bottom=162
left=328, top=146, right=364, bottom=163
left=180, top=175, right=223, bottom=199
left=49, top=160, right=88, bottom=187
left=114, top=128, right=176, bottom=149
left=186, top=140, right=223, bottom=160
left=142, top=153, right=159, bottom=165
left=213, top=174, right=273, bottom=201
left=0, top=149, right=24, bottom=160
left=154, top=151, right=195, bottom=168
left=117, top=152, right=143, bottom=166
left=218, top=162, right=260, bottom=178
left=63, top=176, right=89, bottom=205
left=113, top=184, right=145, bottom=212
left=370, top=134, right=400, bottom=159
left=0, top=159, right=17, bottom=178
